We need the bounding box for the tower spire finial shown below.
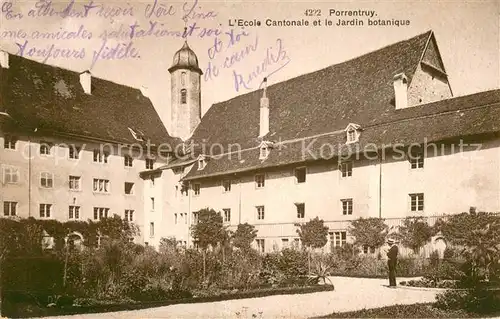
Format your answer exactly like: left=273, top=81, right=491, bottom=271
left=183, top=16, right=188, bottom=39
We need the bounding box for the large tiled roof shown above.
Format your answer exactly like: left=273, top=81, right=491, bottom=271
left=183, top=90, right=500, bottom=181
left=0, top=54, right=181, bottom=147
left=180, top=29, right=500, bottom=181
left=190, top=31, right=434, bottom=150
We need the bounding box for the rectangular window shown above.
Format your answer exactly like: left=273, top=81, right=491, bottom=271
left=39, top=204, right=52, bottom=218
left=3, top=201, right=17, bottom=216
left=340, top=162, right=353, bottom=177
left=255, top=174, right=265, bottom=188
left=180, top=89, right=187, bottom=104
left=193, top=183, right=200, bottom=196
left=256, top=206, right=265, bottom=220
left=185, top=212, right=188, bottom=224
left=260, top=146, right=269, bottom=159
left=150, top=222, right=155, bottom=237
left=93, top=149, right=109, bottom=163
left=68, top=206, right=80, bottom=220
left=341, top=199, right=353, bottom=215
left=69, top=176, right=81, bottom=190
left=124, top=155, right=133, bottom=167
left=39, top=142, right=52, bottom=155
left=293, top=238, right=301, bottom=249
left=40, top=172, right=53, bottom=188
left=256, top=238, right=265, bottom=253
left=3, top=166, right=20, bottom=184
left=223, top=208, right=231, bottom=222
left=124, top=182, right=134, bottom=195
left=295, top=167, right=306, bottom=183
left=296, top=203, right=305, bottom=219
left=330, top=231, right=347, bottom=248
left=151, top=197, right=155, bottom=210
left=362, top=245, right=376, bottom=254
left=124, top=209, right=134, bottom=222
left=4, top=136, right=17, bottom=150
left=69, top=145, right=80, bottom=159
left=281, top=238, right=289, bottom=248
left=146, top=158, right=155, bottom=169
left=410, top=193, right=424, bottom=212
left=347, top=129, right=356, bottom=143
left=93, top=207, right=109, bottom=220
left=175, top=213, right=178, bottom=224
left=93, top=179, right=110, bottom=193
left=192, top=211, right=199, bottom=224
left=223, top=180, right=231, bottom=192
left=410, top=155, right=424, bottom=169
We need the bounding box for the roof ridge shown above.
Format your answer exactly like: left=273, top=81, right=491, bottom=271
left=8, top=53, right=145, bottom=93
left=207, top=30, right=433, bottom=109
left=196, top=91, right=500, bottom=155
left=368, top=99, right=500, bottom=130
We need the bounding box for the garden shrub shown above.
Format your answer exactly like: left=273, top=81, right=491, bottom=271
left=260, top=252, right=285, bottom=285
left=397, top=257, right=428, bottom=277
left=348, top=218, right=388, bottom=249
left=435, top=288, right=500, bottom=314
left=278, top=248, right=308, bottom=278
left=216, top=249, right=262, bottom=289
left=423, top=259, right=465, bottom=285
left=398, top=217, right=435, bottom=254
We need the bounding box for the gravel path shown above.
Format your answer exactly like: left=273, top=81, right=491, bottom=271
left=50, top=277, right=439, bottom=319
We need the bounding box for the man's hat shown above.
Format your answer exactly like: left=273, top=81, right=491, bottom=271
left=387, top=238, right=395, bottom=244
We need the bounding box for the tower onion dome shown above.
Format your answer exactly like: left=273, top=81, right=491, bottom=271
left=168, top=41, right=203, bottom=74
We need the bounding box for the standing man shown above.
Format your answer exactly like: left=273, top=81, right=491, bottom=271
left=386, top=238, right=398, bottom=287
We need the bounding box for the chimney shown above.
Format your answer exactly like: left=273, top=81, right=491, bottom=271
left=259, top=77, right=269, bottom=137
left=0, top=50, right=9, bottom=69
left=79, top=70, right=91, bottom=94
left=140, top=85, right=148, bottom=97
left=393, top=73, right=408, bottom=109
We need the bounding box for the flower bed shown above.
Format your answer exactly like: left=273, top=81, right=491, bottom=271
left=1, top=284, right=335, bottom=318
left=314, top=302, right=491, bottom=318
left=399, top=279, right=458, bottom=289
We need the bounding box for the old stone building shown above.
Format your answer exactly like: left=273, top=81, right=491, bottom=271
left=1, top=30, right=499, bottom=253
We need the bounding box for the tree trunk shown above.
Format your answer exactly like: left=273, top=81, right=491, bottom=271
left=203, top=249, right=206, bottom=284
left=63, top=245, right=69, bottom=287
left=222, top=243, right=226, bottom=263
left=308, top=247, right=311, bottom=275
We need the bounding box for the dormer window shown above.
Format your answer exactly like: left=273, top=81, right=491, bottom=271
left=347, top=129, right=356, bottom=142
left=181, top=89, right=187, bottom=104
left=182, top=140, right=193, bottom=155
left=128, top=127, right=144, bottom=142
left=260, top=146, right=269, bottom=159
left=344, top=123, right=361, bottom=144
left=259, top=141, right=274, bottom=160
left=197, top=155, right=208, bottom=170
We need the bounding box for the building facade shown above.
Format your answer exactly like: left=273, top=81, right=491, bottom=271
left=141, top=30, right=500, bottom=252
left=1, top=30, right=499, bottom=253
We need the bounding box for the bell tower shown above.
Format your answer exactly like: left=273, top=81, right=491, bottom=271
left=168, top=41, right=202, bottom=141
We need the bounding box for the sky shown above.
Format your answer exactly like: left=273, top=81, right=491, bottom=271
left=0, top=0, right=498, bottom=131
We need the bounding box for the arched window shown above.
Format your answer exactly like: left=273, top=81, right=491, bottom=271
left=181, top=89, right=187, bottom=104
left=181, top=72, right=186, bottom=86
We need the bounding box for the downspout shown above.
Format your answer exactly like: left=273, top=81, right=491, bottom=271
left=187, top=181, right=191, bottom=246
left=378, top=151, right=382, bottom=218
left=28, top=136, right=32, bottom=217
left=238, top=178, right=242, bottom=224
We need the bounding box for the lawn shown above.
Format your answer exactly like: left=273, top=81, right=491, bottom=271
left=314, top=303, right=500, bottom=318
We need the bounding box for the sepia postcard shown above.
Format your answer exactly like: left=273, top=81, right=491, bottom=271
left=0, top=0, right=499, bottom=318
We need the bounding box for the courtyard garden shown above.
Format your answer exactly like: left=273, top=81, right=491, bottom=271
left=1, top=209, right=500, bottom=318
